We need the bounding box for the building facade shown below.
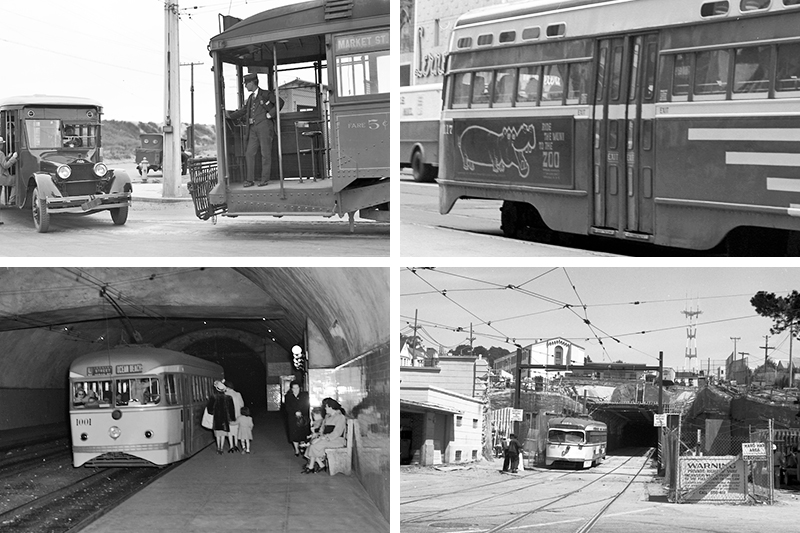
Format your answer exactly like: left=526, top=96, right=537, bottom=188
left=493, top=338, right=587, bottom=380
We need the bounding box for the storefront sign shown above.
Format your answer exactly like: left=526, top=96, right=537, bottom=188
left=678, top=456, right=746, bottom=502
left=415, top=52, right=446, bottom=79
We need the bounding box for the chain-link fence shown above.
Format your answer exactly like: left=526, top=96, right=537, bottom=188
left=661, top=415, right=774, bottom=504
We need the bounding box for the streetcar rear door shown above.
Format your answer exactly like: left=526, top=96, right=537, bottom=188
left=593, top=34, right=658, bottom=240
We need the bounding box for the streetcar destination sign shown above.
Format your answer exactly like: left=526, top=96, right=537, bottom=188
left=87, top=365, right=112, bottom=376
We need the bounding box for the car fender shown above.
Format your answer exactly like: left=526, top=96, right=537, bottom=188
left=108, top=168, right=133, bottom=194
left=31, top=173, right=62, bottom=198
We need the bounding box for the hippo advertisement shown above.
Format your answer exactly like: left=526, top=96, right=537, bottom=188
left=452, top=117, right=574, bottom=188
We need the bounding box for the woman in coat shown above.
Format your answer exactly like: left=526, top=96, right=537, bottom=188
left=284, top=381, right=310, bottom=456
left=302, top=398, right=346, bottom=474
left=206, top=380, right=236, bottom=454
left=0, top=136, right=18, bottom=224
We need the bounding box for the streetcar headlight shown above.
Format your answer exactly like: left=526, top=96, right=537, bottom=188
left=112, top=409, right=122, bottom=420
left=144, top=430, right=153, bottom=439
left=80, top=433, right=88, bottom=441
left=56, top=164, right=72, bottom=180
left=93, top=162, right=108, bottom=177
left=109, top=426, right=121, bottom=440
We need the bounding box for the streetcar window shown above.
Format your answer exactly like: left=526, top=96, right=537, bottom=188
left=733, top=46, right=770, bottom=94
left=776, top=43, right=800, bottom=92
left=517, top=66, right=541, bottom=106
left=336, top=50, right=390, bottom=97
left=499, top=31, right=516, bottom=44
left=456, top=37, right=472, bottom=49
left=493, top=69, right=516, bottom=106
left=567, top=62, right=590, bottom=104
left=548, top=430, right=585, bottom=443
left=595, top=47, right=608, bottom=103
left=546, top=23, right=566, bottom=38
left=694, top=49, right=730, bottom=96
left=701, top=1, right=729, bottom=16
left=165, top=374, right=178, bottom=405
left=116, top=377, right=161, bottom=406
left=26, top=119, right=62, bottom=149
left=477, top=34, right=493, bottom=46
left=785, top=0, right=800, bottom=6
left=62, top=123, right=97, bottom=149
left=73, top=380, right=113, bottom=408
left=740, top=0, right=770, bottom=10
left=541, top=64, right=566, bottom=105
left=471, top=71, right=492, bottom=106
left=610, top=45, right=624, bottom=101
left=521, top=27, right=540, bottom=41
left=672, top=53, right=692, bottom=98
left=451, top=72, right=472, bottom=108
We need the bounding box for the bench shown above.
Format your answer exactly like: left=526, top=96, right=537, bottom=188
left=325, top=418, right=355, bottom=476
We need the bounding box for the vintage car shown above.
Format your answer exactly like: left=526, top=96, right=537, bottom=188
left=135, top=134, right=190, bottom=178
left=0, top=95, right=132, bottom=233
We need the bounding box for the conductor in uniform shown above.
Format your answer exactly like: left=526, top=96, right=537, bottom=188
left=228, top=73, right=284, bottom=187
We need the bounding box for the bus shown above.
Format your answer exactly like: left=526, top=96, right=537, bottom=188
left=0, top=95, right=132, bottom=233
left=189, top=0, right=389, bottom=229
left=69, top=346, right=223, bottom=467
left=546, top=417, right=607, bottom=468
left=400, top=84, right=442, bottom=182
left=439, top=0, right=800, bottom=254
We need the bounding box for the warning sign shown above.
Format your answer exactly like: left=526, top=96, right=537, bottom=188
left=742, top=442, right=767, bottom=461
left=678, top=456, right=746, bottom=502
left=653, top=414, right=667, bottom=427
left=510, top=409, right=524, bottom=422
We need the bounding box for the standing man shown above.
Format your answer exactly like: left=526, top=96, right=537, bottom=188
left=227, top=73, right=284, bottom=187
left=0, top=136, right=19, bottom=224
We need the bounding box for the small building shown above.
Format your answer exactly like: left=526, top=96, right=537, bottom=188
left=399, top=341, right=426, bottom=367
left=493, top=338, right=586, bottom=380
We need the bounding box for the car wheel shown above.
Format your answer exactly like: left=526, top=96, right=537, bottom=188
left=111, top=206, right=128, bottom=225
left=32, top=187, right=50, bottom=233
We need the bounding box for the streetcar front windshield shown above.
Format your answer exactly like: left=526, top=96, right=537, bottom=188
left=26, top=119, right=62, bottom=149
left=72, top=380, right=113, bottom=408
left=548, top=430, right=585, bottom=444
left=336, top=50, right=390, bottom=97
left=115, top=377, right=161, bottom=406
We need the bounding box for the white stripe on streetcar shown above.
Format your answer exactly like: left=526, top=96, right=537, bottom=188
left=789, top=205, right=800, bottom=217
left=690, top=128, right=800, bottom=142
left=726, top=152, right=800, bottom=166
left=767, top=178, right=800, bottom=192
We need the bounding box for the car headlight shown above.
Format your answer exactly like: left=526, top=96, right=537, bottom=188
left=93, top=162, right=108, bottom=177
left=56, top=165, right=72, bottom=179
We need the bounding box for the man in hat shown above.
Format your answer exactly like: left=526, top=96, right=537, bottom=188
left=227, top=73, right=284, bottom=187
left=0, top=136, right=18, bottom=224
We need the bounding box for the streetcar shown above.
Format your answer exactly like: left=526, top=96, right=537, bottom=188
left=546, top=417, right=607, bottom=468
left=439, top=0, right=800, bottom=254
left=400, top=84, right=442, bottom=182
left=188, top=0, right=389, bottom=229
left=69, top=346, right=223, bottom=468
left=0, top=95, right=132, bottom=233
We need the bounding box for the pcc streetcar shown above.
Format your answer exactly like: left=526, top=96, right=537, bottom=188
left=188, top=0, right=389, bottom=229
left=546, top=417, right=607, bottom=468
left=439, top=0, right=800, bottom=254
left=69, top=346, right=223, bottom=468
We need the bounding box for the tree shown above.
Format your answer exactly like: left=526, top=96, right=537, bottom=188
left=751, top=290, right=800, bottom=387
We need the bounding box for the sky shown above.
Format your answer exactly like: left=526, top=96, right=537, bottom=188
left=0, top=0, right=310, bottom=125
left=400, top=267, right=800, bottom=374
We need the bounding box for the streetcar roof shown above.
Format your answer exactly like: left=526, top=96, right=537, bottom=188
left=452, top=0, right=799, bottom=46
left=70, top=346, right=222, bottom=376
left=549, top=417, right=607, bottom=431
left=209, top=0, right=389, bottom=66
left=0, top=95, right=102, bottom=109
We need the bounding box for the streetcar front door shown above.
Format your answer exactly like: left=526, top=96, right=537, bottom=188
left=593, top=34, right=658, bottom=239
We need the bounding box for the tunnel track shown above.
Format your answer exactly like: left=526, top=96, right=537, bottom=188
left=0, top=464, right=175, bottom=532
left=0, top=439, right=72, bottom=480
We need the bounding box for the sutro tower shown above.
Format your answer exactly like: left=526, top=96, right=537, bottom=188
left=682, top=301, right=702, bottom=373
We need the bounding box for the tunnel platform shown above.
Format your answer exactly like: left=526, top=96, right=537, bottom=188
left=78, top=412, right=389, bottom=532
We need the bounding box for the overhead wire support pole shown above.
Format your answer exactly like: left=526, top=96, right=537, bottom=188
left=163, top=0, right=182, bottom=198
left=180, top=61, right=204, bottom=158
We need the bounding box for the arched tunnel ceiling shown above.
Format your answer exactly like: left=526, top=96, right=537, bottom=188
left=0, top=267, right=388, bottom=388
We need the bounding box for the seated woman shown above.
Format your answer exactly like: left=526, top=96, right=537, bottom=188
left=302, top=398, right=346, bottom=474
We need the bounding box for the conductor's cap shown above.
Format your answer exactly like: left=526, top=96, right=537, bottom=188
left=243, top=73, right=258, bottom=84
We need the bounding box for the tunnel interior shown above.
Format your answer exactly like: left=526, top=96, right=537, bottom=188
left=592, top=404, right=660, bottom=454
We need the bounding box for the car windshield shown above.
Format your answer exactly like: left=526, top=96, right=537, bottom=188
left=25, top=119, right=98, bottom=149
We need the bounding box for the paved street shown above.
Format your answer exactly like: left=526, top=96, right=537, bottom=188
left=401, top=453, right=800, bottom=533
left=400, top=174, right=613, bottom=257
left=0, top=163, right=388, bottom=257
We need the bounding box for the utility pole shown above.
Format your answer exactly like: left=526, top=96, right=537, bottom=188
left=760, top=335, right=774, bottom=387
left=163, top=1, right=181, bottom=198
left=468, top=323, right=476, bottom=357
left=410, top=309, right=420, bottom=365
left=180, top=61, right=203, bottom=158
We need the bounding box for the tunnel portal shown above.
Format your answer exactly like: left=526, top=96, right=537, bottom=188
left=590, top=402, right=660, bottom=453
